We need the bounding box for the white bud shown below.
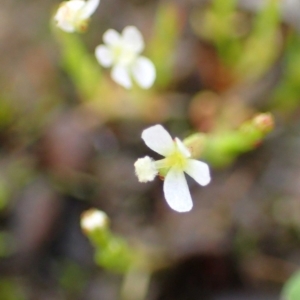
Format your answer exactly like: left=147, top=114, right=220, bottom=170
left=134, top=156, right=158, bottom=183
left=81, top=209, right=108, bottom=232
left=54, top=0, right=99, bottom=33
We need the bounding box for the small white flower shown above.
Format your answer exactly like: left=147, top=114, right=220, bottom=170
left=81, top=209, right=108, bottom=232
left=135, top=125, right=211, bottom=213
left=54, top=0, right=100, bottom=33
left=95, top=26, right=156, bottom=89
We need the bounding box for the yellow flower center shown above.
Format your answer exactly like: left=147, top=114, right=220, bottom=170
left=112, top=44, right=137, bottom=66
left=155, top=147, right=189, bottom=176
left=166, top=149, right=188, bottom=170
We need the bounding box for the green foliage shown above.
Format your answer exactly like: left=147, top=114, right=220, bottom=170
left=209, top=0, right=240, bottom=62
left=184, top=114, right=274, bottom=167
left=190, top=0, right=240, bottom=65
left=271, top=32, right=300, bottom=113
left=282, top=271, right=300, bottom=300
left=0, top=180, right=10, bottom=211
left=148, top=3, right=183, bottom=88
left=191, top=0, right=281, bottom=81
left=59, top=261, right=88, bottom=297
left=94, top=236, right=133, bottom=273
left=0, top=279, right=26, bottom=300
left=55, top=31, right=102, bottom=99
left=84, top=216, right=134, bottom=273
left=235, top=0, right=281, bottom=80
left=0, top=97, right=15, bottom=131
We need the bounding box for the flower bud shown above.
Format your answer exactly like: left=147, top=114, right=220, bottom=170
left=54, top=0, right=99, bottom=33
left=81, top=209, right=109, bottom=233
left=252, top=113, right=274, bottom=134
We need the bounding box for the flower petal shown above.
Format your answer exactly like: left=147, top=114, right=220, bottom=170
left=184, top=159, right=211, bottom=186
left=175, top=138, right=191, bottom=158
left=103, top=29, right=120, bottom=46
left=80, top=0, right=100, bottom=19
left=163, top=167, right=193, bottom=212
left=122, top=26, right=144, bottom=53
left=141, top=125, right=174, bottom=156
left=67, top=0, right=86, bottom=9
left=131, top=56, right=156, bottom=89
left=56, top=20, right=76, bottom=32
left=95, top=45, right=113, bottom=67
left=111, top=65, right=132, bottom=89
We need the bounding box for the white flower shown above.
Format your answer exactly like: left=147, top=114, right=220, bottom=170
left=135, top=125, right=211, bottom=213
left=95, top=26, right=156, bottom=89
left=81, top=209, right=109, bottom=232
left=54, top=0, right=100, bottom=33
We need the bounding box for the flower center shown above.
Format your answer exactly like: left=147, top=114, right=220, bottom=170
left=155, top=149, right=188, bottom=174
left=112, top=44, right=137, bottom=66
left=166, top=149, right=188, bottom=170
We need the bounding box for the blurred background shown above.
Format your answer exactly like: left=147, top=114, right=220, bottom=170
left=1, top=0, right=300, bottom=299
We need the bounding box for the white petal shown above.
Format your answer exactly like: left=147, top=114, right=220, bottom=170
left=131, top=56, right=156, bottom=89
left=141, top=125, right=174, bottom=156
left=56, top=21, right=76, bottom=32
left=80, top=0, right=100, bottom=19
left=95, top=45, right=113, bottom=67
left=63, top=0, right=85, bottom=11
left=122, top=26, right=144, bottom=53
left=175, top=138, right=191, bottom=158
left=163, top=167, right=193, bottom=212
left=184, top=159, right=211, bottom=186
left=111, top=65, right=132, bottom=89
left=103, top=29, right=121, bottom=46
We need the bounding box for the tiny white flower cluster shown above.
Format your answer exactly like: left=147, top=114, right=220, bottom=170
left=135, top=125, right=211, bottom=213
left=54, top=1, right=156, bottom=89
